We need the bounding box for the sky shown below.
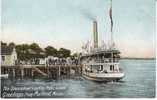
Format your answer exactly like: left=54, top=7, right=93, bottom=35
left=1, top=0, right=156, bottom=58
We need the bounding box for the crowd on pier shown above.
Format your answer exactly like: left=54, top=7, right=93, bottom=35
left=45, top=57, right=79, bottom=65
left=18, top=56, right=80, bottom=66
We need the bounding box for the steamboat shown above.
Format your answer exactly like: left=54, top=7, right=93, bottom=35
left=80, top=0, right=125, bottom=82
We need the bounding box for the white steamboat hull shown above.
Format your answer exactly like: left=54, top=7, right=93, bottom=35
left=83, top=72, right=125, bottom=82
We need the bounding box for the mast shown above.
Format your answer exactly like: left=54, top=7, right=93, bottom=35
left=109, top=0, right=114, bottom=49
left=109, top=0, right=114, bottom=65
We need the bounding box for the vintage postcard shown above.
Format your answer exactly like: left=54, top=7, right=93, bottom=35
left=1, top=0, right=156, bottom=98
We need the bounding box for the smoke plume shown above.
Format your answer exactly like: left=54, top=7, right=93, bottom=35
left=66, top=2, right=97, bottom=21
left=79, top=8, right=96, bottom=21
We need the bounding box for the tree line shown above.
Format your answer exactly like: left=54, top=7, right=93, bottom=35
left=1, top=41, right=74, bottom=61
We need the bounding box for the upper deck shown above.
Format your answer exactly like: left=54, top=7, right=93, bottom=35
left=81, top=49, right=120, bottom=58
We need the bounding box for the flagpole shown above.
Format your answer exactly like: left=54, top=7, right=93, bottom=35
left=109, top=0, right=113, bottom=67
left=109, top=0, right=114, bottom=49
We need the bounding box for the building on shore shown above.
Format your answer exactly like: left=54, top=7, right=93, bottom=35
left=1, top=45, right=17, bottom=66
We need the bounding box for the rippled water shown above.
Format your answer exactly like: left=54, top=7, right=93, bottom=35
left=1, top=60, right=156, bottom=98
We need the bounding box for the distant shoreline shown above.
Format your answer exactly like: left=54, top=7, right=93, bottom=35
left=121, top=58, right=155, bottom=60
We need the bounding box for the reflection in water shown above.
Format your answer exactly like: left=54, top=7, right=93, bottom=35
left=1, top=60, right=155, bottom=98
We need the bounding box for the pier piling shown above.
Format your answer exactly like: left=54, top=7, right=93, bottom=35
left=21, top=68, right=24, bottom=79
left=13, top=69, right=15, bottom=78
left=1, top=65, right=82, bottom=79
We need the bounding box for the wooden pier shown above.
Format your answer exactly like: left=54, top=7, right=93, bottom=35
left=1, top=65, right=82, bottom=79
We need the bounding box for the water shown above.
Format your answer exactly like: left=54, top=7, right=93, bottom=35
left=1, top=60, right=156, bottom=98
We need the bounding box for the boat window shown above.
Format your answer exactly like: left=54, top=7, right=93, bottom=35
left=110, top=65, right=112, bottom=70
left=100, top=65, right=103, bottom=71
left=2, top=56, right=5, bottom=61
left=110, top=65, right=114, bottom=71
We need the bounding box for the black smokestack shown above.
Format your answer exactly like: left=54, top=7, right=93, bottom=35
left=93, top=20, right=98, bottom=48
